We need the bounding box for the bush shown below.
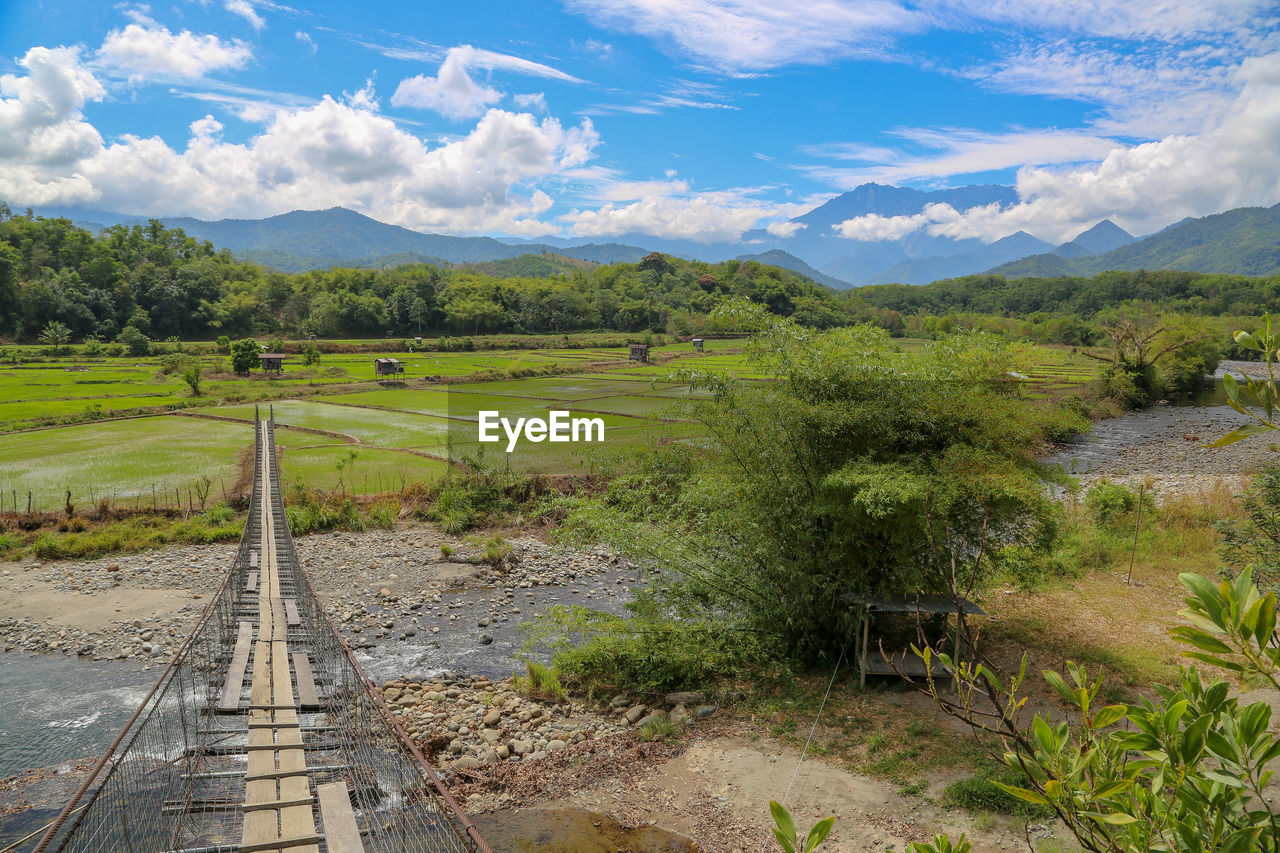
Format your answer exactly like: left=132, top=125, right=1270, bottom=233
left=524, top=602, right=774, bottom=695
left=117, top=325, right=151, bottom=356
left=104, top=342, right=125, bottom=357
left=230, top=338, right=259, bottom=374
left=215, top=335, right=231, bottom=354
left=1083, top=480, right=1152, bottom=526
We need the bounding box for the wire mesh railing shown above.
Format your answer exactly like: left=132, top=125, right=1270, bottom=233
left=33, top=408, right=487, bottom=853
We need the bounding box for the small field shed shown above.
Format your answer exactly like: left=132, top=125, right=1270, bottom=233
left=628, top=343, right=650, bottom=362
left=257, top=353, right=287, bottom=372
left=854, top=594, right=986, bottom=688
left=374, top=357, right=404, bottom=377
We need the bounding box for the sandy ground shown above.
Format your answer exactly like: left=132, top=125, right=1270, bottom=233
left=499, top=728, right=1036, bottom=852
left=0, top=573, right=194, bottom=633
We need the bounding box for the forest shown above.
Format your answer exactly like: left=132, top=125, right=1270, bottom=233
left=0, top=206, right=866, bottom=343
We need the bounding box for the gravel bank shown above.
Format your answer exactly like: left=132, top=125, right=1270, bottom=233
left=1046, top=403, right=1270, bottom=497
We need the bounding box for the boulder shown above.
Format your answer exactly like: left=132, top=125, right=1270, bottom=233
left=623, top=705, right=648, bottom=725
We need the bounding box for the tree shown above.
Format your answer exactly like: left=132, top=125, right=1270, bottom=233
left=230, top=338, right=260, bottom=375
left=181, top=360, right=204, bottom=396
left=215, top=335, right=231, bottom=354
left=116, top=324, right=151, bottom=356
left=38, top=320, right=72, bottom=354
left=301, top=341, right=321, bottom=367
left=557, top=300, right=1072, bottom=661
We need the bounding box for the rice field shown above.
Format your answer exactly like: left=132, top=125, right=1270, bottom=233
left=0, top=336, right=1100, bottom=508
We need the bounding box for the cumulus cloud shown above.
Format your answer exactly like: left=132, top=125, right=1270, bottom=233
left=562, top=182, right=807, bottom=242
left=391, top=45, right=583, bottom=121
left=0, top=45, right=601, bottom=235
left=97, top=22, right=253, bottom=80
left=0, top=46, right=105, bottom=205
left=766, top=220, right=806, bottom=238
left=831, top=52, right=1280, bottom=244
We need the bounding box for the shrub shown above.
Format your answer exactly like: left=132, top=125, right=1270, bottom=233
left=1083, top=480, right=1153, bottom=525
left=117, top=325, right=151, bottom=356
left=524, top=601, right=774, bottom=694
left=230, top=338, right=259, bottom=374
left=215, top=335, right=231, bottom=354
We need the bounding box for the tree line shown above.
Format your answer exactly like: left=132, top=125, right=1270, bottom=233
left=0, top=206, right=867, bottom=344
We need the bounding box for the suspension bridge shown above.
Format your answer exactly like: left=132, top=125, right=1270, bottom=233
left=31, top=410, right=491, bottom=853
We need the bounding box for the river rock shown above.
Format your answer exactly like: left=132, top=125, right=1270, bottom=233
left=623, top=705, right=648, bottom=724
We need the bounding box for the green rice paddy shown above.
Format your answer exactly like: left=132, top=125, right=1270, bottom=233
left=0, top=336, right=1100, bottom=509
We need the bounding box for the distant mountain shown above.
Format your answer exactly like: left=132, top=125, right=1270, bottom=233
left=1052, top=220, right=1135, bottom=258
left=869, top=231, right=1055, bottom=285
left=790, top=182, right=1018, bottom=232
left=28, top=205, right=653, bottom=272
left=990, top=205, right=1280, bottom=278
left=735, top=249, right=853, bottom=289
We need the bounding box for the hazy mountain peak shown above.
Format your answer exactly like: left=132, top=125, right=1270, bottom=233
left=1052, top=218, right=1136, bottom=258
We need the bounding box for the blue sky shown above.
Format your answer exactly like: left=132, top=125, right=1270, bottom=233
left=0, top=1, right=1277, bottom=245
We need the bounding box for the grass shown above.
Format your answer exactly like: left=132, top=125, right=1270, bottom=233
left=1, top=503, right=244, bottom=560
left=513, top=660, right=568, bottom=703
left=0, top=416, right=251, bottom=511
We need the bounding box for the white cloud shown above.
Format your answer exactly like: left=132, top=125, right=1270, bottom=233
left=391, top=45, right=583, bottom=121
left=512, top=92, right=547, bottom=112
left=97, top=22, right=253, bottom=80
left=829, top=52, right=1280, bottom=244
left=295, top=31, right=317, bottom=53
left=561, top=0, right=923, bottom=72
left=766, top=220, right=806, bottom=238
left=225, top=0, right=265, bottom=30
left=562, top=182, right=807, bottom=242
left=0, top=46, right=105, bottom=205
left=0, top=45, right=601, bottom=235
left=929, top=0, right=1276, bottom=42
left=803, top=127, right=1123, bottom=187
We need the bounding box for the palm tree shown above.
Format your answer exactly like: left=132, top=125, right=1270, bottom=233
left=39, top=320, right=72, bottom=354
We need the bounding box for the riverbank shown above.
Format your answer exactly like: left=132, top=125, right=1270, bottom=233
left=1047, top=400, right=1267, bottom=497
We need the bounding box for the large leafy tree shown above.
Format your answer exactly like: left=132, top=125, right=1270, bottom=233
left=559, top=301, right=1074, bottom=660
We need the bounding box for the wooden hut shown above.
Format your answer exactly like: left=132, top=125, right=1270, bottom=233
left=853, top=594, right=985, bottom=689
left=374, top=357, right=404, bottom=377
left=691, top=338, right=704, bottom=352
left=628, top=343, right=650, bottom=363
left=257, top=353, right=287, bottom=373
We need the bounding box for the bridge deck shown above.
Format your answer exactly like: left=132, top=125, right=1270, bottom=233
left=37, top=410, right=484, bottom=853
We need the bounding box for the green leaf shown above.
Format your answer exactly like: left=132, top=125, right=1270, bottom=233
left=1204, top=423, right=1274, bottom=447
left=1168, top=626, right=1234, bottom=654
left=991, top=781, right=1050, bottom=805
left=1220, top=828, right=1263, bottom=853
left=803, top=816, right=835, bottom=853
left=1091, top=705, right=1127, bottom=729
left=770, top=801, right=797, bottom=846
left=1083, top=811, right=1139, bottom=825
left=772, top=827, right=797, bottom=853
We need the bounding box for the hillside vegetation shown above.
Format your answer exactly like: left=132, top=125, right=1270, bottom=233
left=0, top=206, right=859, bottom=342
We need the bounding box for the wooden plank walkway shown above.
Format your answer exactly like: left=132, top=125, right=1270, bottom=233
left=218, top=621, right=254, bottom=712
left=236, top=422, right=322, bottom=853
left=317, top=782, right=365, bottom=852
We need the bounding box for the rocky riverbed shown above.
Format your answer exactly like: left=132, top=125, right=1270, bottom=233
left=373, top=671, right=721, bottom=774
left=1046, top=401, right=1269, bottom=497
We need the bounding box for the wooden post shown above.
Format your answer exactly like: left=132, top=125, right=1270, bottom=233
left=152, top=484, right=157, bottom=511
left=27, top=491, right=32, bottom=514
